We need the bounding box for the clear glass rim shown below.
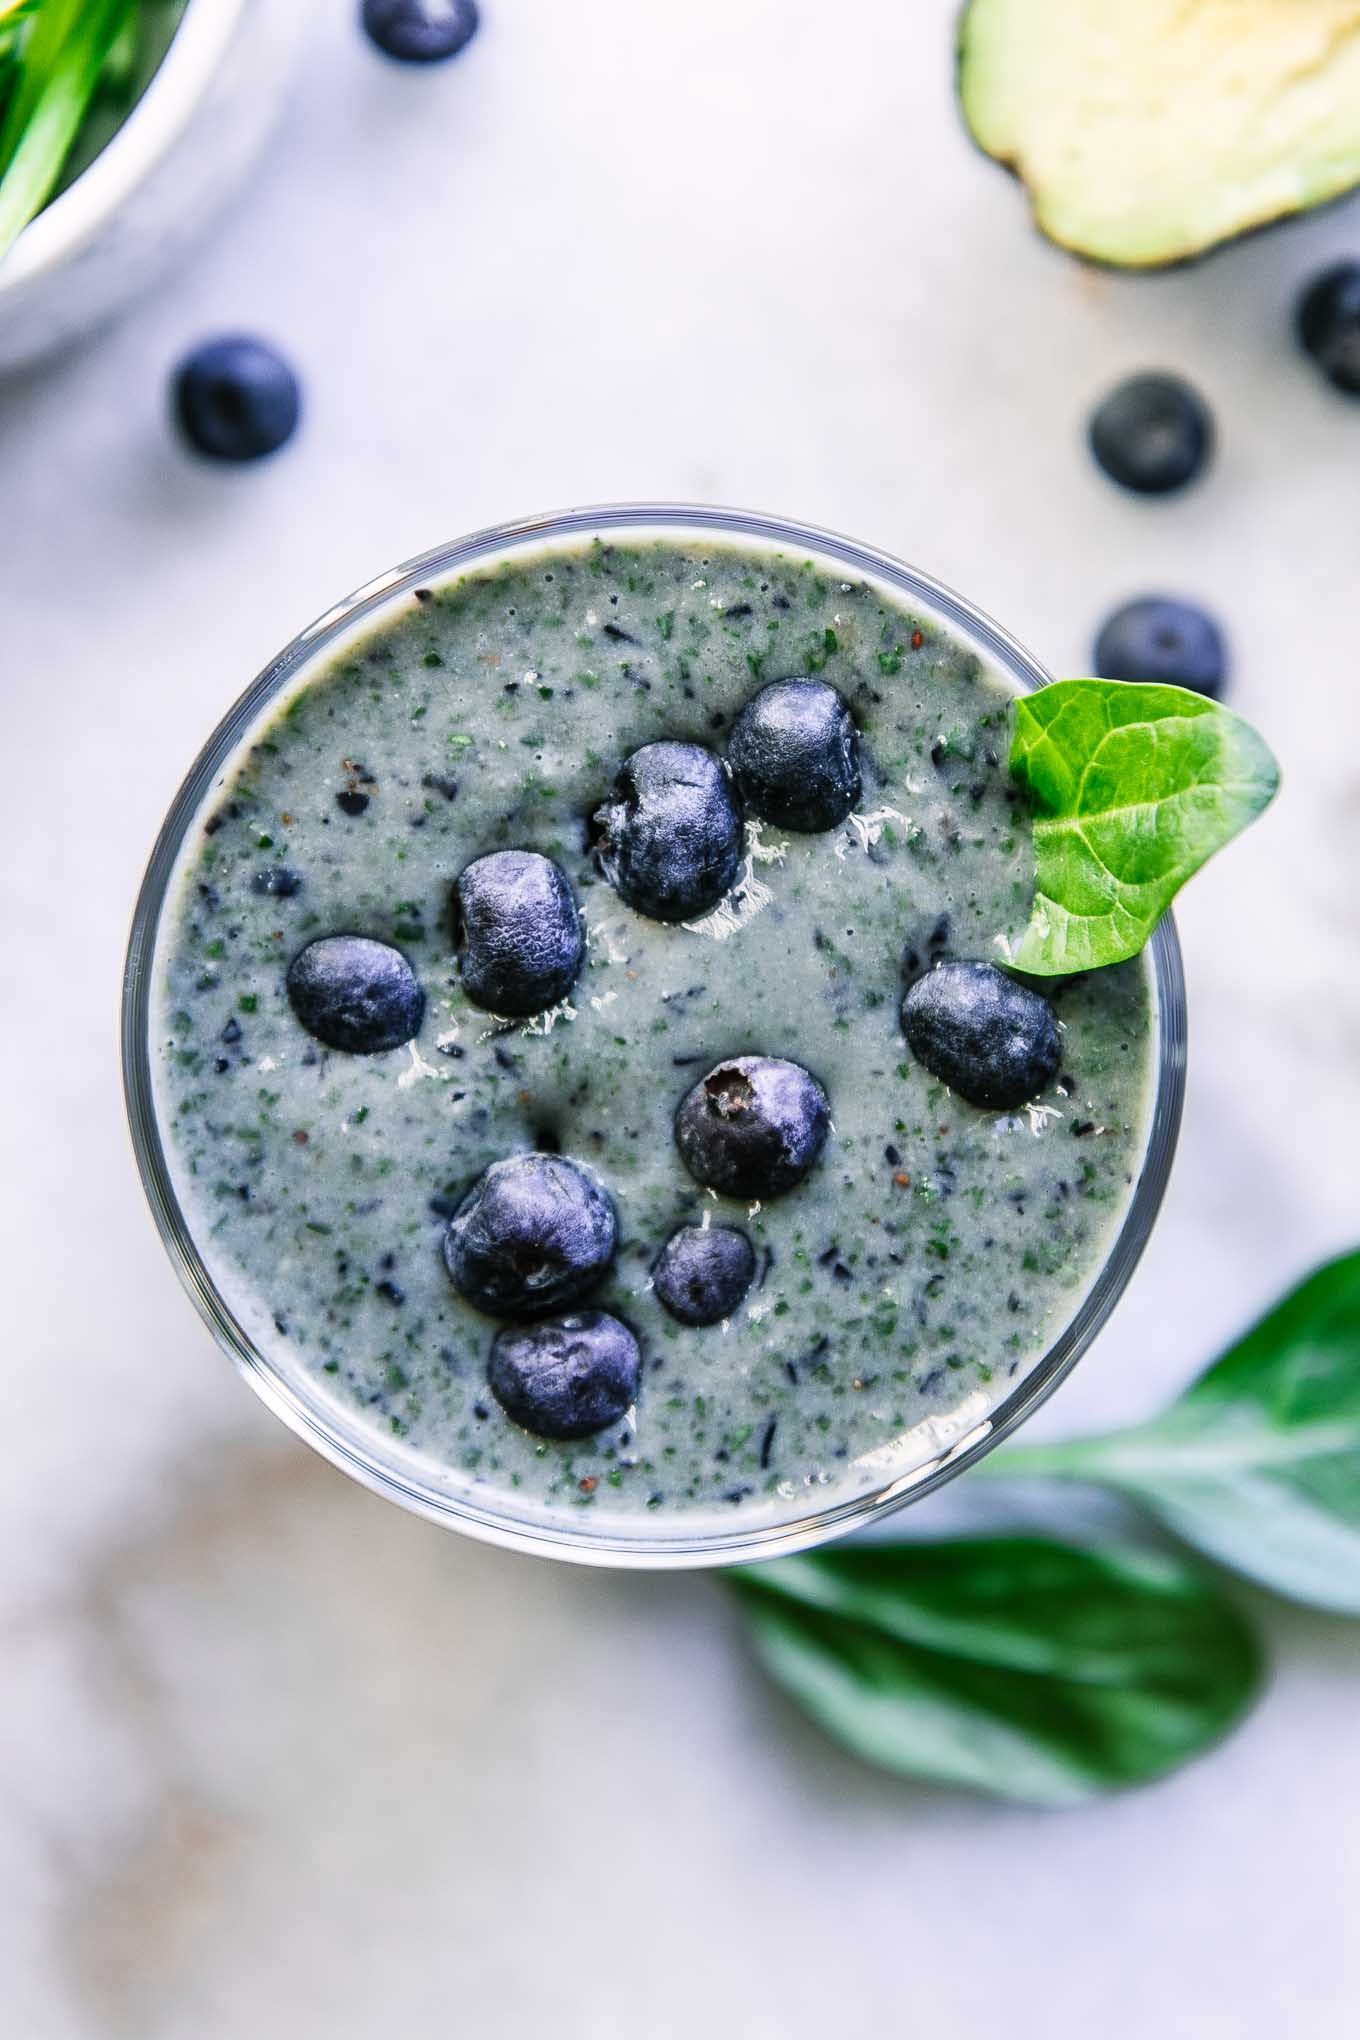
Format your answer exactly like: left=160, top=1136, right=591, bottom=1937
left=122, top=502, right=1187, bottom=1570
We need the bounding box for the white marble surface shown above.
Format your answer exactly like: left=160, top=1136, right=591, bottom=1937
left=4, top=3, right=1359, bottom=2034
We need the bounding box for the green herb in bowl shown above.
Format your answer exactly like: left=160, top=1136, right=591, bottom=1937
left=0, top=0, right=185, bottom=264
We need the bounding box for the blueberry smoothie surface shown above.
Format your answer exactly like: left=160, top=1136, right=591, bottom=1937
left=151, top=532, right=1158, bottom=1543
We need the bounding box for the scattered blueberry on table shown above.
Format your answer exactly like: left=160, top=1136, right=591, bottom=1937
left=361, top=0, right=480, bottom=64
left=488, top=1310, right=640, bottom=1442
left=674, top=1057, right=831, bottom=1200
left=1295, top=261, right=1360, bottom=395
left=727, top=679, right=861, bottom=832
left=443, top=1153, right=618, bottom=1317
left=1094, top=597, right=1226, bottom=698
left=453, top=850, right=584, bottom=1017
left=902, top=961, right=1060, bottom=1112
left=172, top=336, right=301, bottom=462
left=1088, top=371, right=1213, bottom=495
left=286, top=935, right=424, bottom=1053
left=653, top=1224, right=757, bottom=1327
left=593, top=741, right=744, bottom=923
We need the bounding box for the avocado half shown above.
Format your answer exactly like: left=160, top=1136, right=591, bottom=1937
left=958, top=0, right=1360, bottom=268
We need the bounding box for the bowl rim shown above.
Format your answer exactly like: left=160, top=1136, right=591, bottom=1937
left=122, top=501, right=1187, bottom=1570
left=0, top=0, right=249, bottom=293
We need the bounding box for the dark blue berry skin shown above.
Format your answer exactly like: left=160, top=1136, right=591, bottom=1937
left=675, top=1057, right=830, bottom=1200
left=1295, top=263, right=1360, bottom=394
left=173, top=337, right=300, bottom=462
left=361, top=0, right=479, bottom=62
left=488, top=1310, right=640, bottom=1441
left=1088, top=373, right=1212, bottom=495
left=453, top=850, right=584, bottom=1017
left=902, top=961, right=1059, bottom=1111
left=252, top=866, right=303, bottom=898
left=443, top=1153, right=617, bottom=1317
left=653, top=1224, right=756, bottom=1326
left=728, top=679, right=861, bottom=832
left=594, top=742, right=743, bottom=922
left=286, top=935, right=424, bottom=1053
left=1094, top=598, right=1226, bottom=698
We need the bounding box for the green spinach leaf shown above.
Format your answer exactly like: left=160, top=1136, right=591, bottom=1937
left=731, top=1535, right=1261, bottom=1806
left=990, top=1252, right=1360, bottom=1613
left=1009, top=679, right=1279, bottom=974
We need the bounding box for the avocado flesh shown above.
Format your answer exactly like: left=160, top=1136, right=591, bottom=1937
left=959, top=0, right=1360, bottom=267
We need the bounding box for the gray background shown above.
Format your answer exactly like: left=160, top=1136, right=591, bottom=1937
left=4, top=2, right=1358, bottom=2033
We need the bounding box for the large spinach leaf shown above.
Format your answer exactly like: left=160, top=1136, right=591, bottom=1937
left=991, top=1252, right=1360, bottom=1612
left=731, top=1535, right=1261, bottom=1806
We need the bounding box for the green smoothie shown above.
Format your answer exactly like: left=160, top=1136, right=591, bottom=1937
left=152, top=533, right=1156, bottom=1537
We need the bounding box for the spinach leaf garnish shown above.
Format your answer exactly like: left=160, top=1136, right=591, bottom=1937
left=731, top=1536, right=1261, bottom=1807
left=990, top=1250, right=1360, bottom=1613
left=1009, top=679, right=1279, bottom=975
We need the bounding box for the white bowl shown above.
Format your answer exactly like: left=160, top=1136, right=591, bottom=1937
left=0, top=0, right=309, bottom=373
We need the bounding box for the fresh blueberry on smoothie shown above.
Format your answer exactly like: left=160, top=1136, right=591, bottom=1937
left=728, top=679, right=861, bottom=832
left=488, top=1311, right=641, bottom=1442
left=452, top=850, right=584, bottom=1016
left=443, top=1153, right=617, bottom=1317
left=674, top=1057, right=830, bottom=1200
left=594, top=742, right=743, bottom=922
left=653, top=1224, right=757, bottom=1327
left=901, top=961, right=1060, bottom=1110
left=286, top=935, right=425, bottom=1054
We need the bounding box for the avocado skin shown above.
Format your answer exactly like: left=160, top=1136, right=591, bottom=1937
left=953, top=0, right=1360, bottom=273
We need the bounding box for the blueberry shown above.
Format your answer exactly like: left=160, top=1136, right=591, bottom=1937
left=172, top=337, right=300, bottom=462
left=452, top=850, right=584, bottom=1017
left=443, top=1153, right=617, bottom=1316
left=252, top=866, right=303, bottom=898
left=286, top=935, right=424, bottom=1053
left=674, top=1057, right=830, bottom=1200
left=652, top=1224, right=756, bottom=1326
left=1094, top=598, right=1226, bottom=698
left=594, top=742, right=743, bottom=922
left=902, top=961, right=1059, bottom=1111
left=1295, top=263, right=1360, bottom=394
left=361, top=0, right=479, bottom=62
left=727, top=679, right=861, bottom=833
left=1088, top=373, right=1212, bottom=495
left=488, top=1310, right=640, bottom=1441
